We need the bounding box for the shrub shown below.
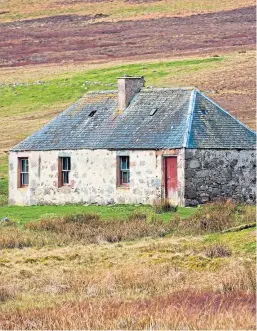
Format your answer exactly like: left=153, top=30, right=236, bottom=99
left=153, top=199, right=178, bottom=214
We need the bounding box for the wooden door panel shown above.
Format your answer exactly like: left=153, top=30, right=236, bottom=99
left=165, top=157, right=178, bottom=199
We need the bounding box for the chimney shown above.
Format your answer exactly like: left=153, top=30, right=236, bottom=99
left=118, top=76, right=145, bottom=111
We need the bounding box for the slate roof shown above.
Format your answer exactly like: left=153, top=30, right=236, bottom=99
left=11, top=88, right=256, bottom=151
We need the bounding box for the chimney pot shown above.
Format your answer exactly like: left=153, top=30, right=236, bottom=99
left=118, top=76, right=145, bottom=111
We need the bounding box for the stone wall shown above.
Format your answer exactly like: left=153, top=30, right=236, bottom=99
left=9, top=149, right=185, bottom=206
left=185, top=149, right=256, bottom=205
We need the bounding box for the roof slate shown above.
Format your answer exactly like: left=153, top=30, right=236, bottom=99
left=11, top=88, right=256, bottom=151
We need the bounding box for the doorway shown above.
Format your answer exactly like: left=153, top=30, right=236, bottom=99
left=164, top=156, right=178, bottom=200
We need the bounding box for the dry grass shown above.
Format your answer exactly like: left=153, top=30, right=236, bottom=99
left=0, top=0, right=254, bottom=23
left=0, top=239, right=255, bottom=329
left=0, top=291, right=255, bottom=330
left=172, top=201, right=256, bottom=235
left=204, top=242, right=232, bottom=258
left=25, top=212, right=174, bottom=244
left=153, top=198, right=178, bottom=213
left=0, top=203, right=255, bottom=329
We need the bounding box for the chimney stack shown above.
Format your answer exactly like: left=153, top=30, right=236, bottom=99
left=118, top=76, right=145, bottom=111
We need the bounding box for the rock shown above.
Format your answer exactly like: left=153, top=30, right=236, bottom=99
left=189, top=160, right=200, bottom=169
left=0, top=217, right=14, bottom=227
left=0, top=217, right=10, bottom=223
left=189, top=199, right=199, bottom=207
left=200, top=193, right=209, bottom=203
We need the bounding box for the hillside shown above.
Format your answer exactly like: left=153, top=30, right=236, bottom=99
left=0, top=0, right=255, bottom=23
left=0, top=1, right=255, bottom=157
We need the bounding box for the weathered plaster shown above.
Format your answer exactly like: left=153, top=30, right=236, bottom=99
left=185, top=149, right=256, bottom=205
left=9, top=149, right=185, bottom=206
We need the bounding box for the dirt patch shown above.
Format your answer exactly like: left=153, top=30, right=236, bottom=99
left=0, top=6, right=255, bottom=68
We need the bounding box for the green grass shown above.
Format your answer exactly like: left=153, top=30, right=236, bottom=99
left=204, top=227, right=256, bottom=254
left=0, top=155, right=8, bottom=206
left=0, top=204, right=196, bottom=225
left=0, top=57, right=223, bottom=117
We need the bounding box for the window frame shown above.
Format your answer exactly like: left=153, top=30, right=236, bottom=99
left=117, top=155, right=130, bottom=187
left=58, top=157, right=71, bottom=187
left=18, top=157, right=29, bottom=188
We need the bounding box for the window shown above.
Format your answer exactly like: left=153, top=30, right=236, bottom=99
left=18, top=158, right=29, bottom=187
left=118, top=156, right=130, bottom=186
left=88, top=110, right=97, bottom=117
left=59, top=157, right=71, bottom=186
left=150, top=108, right=158, bottom=116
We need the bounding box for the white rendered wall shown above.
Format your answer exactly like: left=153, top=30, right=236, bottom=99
left=9, top=149, right=185, bottom=206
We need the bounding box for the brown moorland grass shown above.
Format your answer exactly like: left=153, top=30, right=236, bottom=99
left=0, top=202, right=255, bottom=249
left=0, top=0, right=255, bottom=23
left=172, top=201, right=256, bottom=235
left=25, top=212, right=173, bottom=244
left=0, top=291, right=255, bottom=330
left=0, top=203, right=255, bottom=329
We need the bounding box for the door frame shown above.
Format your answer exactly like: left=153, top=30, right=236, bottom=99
left=162, top=155, right=178, bottom=199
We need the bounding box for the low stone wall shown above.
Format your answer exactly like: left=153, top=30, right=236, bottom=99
left=185, top=149, right=256, bottom=205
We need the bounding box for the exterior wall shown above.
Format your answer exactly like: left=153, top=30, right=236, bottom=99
left=9, top=149, right=185, bottom=206
left=185, top=149, right=256, bottom=205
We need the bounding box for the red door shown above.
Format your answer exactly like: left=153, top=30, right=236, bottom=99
left=165, top=157, right=178, bottom=199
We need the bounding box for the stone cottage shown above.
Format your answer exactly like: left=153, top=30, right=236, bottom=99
left=9, top=77, right=256, bottom=206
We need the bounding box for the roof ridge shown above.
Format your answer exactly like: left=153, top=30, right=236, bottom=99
left=197, top=89, right=256, bottom=135
left=141, top=87, right=195, bottom=92
left=87, top=90, right=117, bottom=95
left=183, top=88, right=197, bottom=147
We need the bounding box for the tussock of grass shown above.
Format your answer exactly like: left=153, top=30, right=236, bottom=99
left=204, top=242, right=232, bottom=258
left=25, top=212, right=174, bottom=245
left=172, top=202, right=256, bottom=235
left=0, top=287, right=15, bottom=303
left=0, top=226, right=64, bottom=249
left=220, top=262, right=256, bottom=293
left=153, top=198, right=178, bottom=214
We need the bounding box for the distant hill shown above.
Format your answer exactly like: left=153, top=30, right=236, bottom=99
left=0, top=0, right=255, bottom=154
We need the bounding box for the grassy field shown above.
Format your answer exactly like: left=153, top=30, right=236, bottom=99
left=0, top=0, right=254, bottom=23
left=0, top=204, right=196, bottom=225
left=0, top=202, right=255, bottom=329
left=0, top=51, right=255, bottom=154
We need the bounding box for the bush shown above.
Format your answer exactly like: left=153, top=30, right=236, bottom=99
left=153, top=199, right=178, bottom=214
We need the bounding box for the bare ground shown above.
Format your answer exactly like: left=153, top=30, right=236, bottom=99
left=0, top=6, right=255, bottom=68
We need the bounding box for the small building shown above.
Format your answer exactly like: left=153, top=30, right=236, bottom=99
left=9, top=77, right=256, bottom=206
